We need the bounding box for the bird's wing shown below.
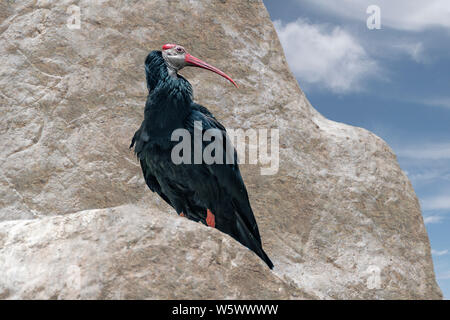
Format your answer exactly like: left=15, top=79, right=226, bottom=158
left=191, top=102, right=217, bottom=120
left=139, top=158, right=173, bottom=207
left=184, top=106, right=262, bottom=245
left=131, top=127, right=173, bottom=207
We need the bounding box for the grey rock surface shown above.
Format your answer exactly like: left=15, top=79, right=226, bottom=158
left=0, top=0, right=442, bottom=299
left=0, top=205, right=310, bottom=299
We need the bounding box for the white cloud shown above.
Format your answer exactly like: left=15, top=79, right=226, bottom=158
left=299, top=0, right=450, bottom=31
left=395, top=142, right=450, bottom=214
left=426, top=98, right=450, bottom=109
left=396, top=143, right=450, bottom=160
left=437, top=270, right=450, bottom=280
left=392, top=42, right=426, bottom=63
left=421, top=195, right=450, bottom=211
left=424, top=215, right=445, bottom=224
left=409, top=170, right=450, bottom=184
left=274, top=19, right=379, bottom=93
left=432, top=249, right=449, bottom=256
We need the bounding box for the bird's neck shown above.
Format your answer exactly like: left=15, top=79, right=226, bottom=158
left=166, top=64, right=178, bottom=79
left=144, top=75, right=193, bottom=138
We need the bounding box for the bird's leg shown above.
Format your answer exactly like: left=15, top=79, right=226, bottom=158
left=206, top=209, right=215, bottom=228
left=179, top=212, right=185, bottom=217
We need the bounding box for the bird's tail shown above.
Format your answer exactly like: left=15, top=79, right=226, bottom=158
left=234, top=212, right=274, bottom=269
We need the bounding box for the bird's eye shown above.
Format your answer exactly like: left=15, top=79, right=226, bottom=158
left=176, top=47, right=184, bottom=53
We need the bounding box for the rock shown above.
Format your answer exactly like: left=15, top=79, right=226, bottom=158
left=0, top=0, right=442, bottom=299
left=0, top=205, right=311, bottom=299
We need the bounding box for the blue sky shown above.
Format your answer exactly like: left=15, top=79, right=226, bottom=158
left=263, top=0, right=450, bottom=299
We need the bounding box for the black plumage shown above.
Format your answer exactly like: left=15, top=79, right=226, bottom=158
left=130, top=49, right=273, bottom=269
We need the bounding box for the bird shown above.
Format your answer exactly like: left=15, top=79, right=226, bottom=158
left=130, top=43, right=273, bottom=269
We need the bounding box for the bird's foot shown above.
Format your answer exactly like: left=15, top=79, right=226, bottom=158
left=179, top=212, right=185, bottom=217
left=206, top=209, right=215, bottom=228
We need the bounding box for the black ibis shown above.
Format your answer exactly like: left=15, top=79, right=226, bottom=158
left=130, top=44, right=273, bottom=269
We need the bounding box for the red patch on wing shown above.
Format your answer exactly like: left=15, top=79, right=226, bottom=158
left=206, top=209, right=215, bottom=228
left=162, top=43, right=176, bottom=50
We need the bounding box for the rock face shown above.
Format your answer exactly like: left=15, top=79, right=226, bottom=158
left=0, top=0, right=442, bottom=299
left=0, top=205, right=310, bottom=299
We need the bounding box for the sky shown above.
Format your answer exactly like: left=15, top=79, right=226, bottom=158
left=263, top=0, right=450, bottom=299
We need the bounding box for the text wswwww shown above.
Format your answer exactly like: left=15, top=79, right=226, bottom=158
left=216, top=304, right=279, bottom=315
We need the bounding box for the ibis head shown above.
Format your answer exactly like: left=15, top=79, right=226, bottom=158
left=161, top=43, right=238, bottom=88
